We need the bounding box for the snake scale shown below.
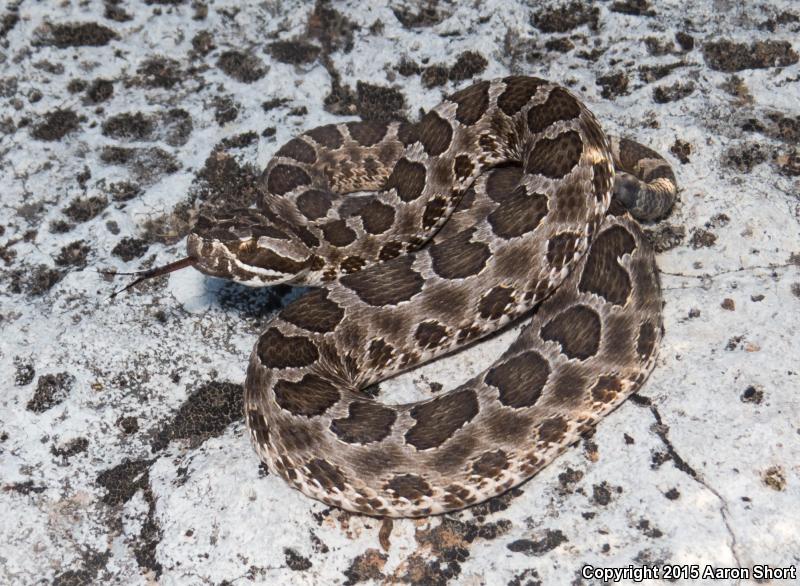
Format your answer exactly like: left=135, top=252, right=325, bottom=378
left=165, top=76, right=677, bottom=517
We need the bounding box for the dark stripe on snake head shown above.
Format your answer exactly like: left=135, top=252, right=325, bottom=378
left=578, top=225, right=637, bottom=305
left=485, top=351, right=549, bottom=409
left=525, top=130, right=583, bottom=179
left=541, top=305, right=602, bottom=360
left=405, top=387, right=479, bottom=450
left=330, top=401, right=397, bottom=444
left=274, top=374, right=340, bottom=417
left=257, top=328, right=318, bottom=368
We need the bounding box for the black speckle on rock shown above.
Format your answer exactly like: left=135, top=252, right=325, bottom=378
left=9, top=264, right=65, bottom=296
left=507, top=530, right=568, bottom=556
left=194, top=149, right=260, bottom=210
left=108, top=180, right=142, bottom=202
left=776, top=150, right=800, bottom=177
left=531, top=2, right=600, bottom=33
left=422, top=65, right=449, bottom=88
left=664, top=487, right=680, bottom=500
left=27, top=372, right=75, bottom=413
left=191, top=30, right=215, bottom=55
left=31, top=109, right=80, bottom=141
left=703, top=40, right=799, bottom=72
left=308, top=1, right=359, bottom=53
left=217, top=131, right=258, bottom=150
left=67, top=79, right=87, bottom=94
left=392, top=3, right=443, bottom=28
left=343, top=549, right=387, bottom=586
left=136, top=56, right=184, bottom=89
left=448, top=51, right=488, bottom=81
left=644, top=36, right=674, bottom=56
left=670, top=139, right=692, bottom=163
left=213, top=96, right=239, bottom=125
left=4, top=480, right=47, bottom=495
left=35, top=22, right=117, bottom=48
left=63, top=195, right=108, bottom=222
left=592, top=482, right=613, bottom=505
left=644, top=224, right=685, bottom=253
left=49, top=220, right=74, bottom=234
left=675, top=31, right=694, bottom=51
left=51, top=437, right=89, bottom=459
left=105, top=3, right=133, bottom=22
left=261, top=98, right=289, bottom=111
left=14, top=358, right=35, bottom=386
left=96, top=458, right=153, bottom=506
left=721, top=142, right=770, bottom=173
left=689, top=228, right=716, bottom=249
left=111, top=237, right=149, bottom=261
left=545, top=38, right=575, bottom=53
left=55, top=240, right=90, bottom=268
left=636, top=518, right=664, bottom=538
left=52, top=550, right=111, bottom=586
left=160, top=108, right=193, bottom=146
left=150, top=381, right=243, bottom=451
left=86, top=78, right=114, bottom=103
left=284, top=548, right=312, bottom=571
left=100, top=146, right=180, bottom=184
left=638, top=61, right=685, bottom=83
left=117, top=416, right=139, bottom=434
left=653, top=81, right=694, bottom=103
left=217, top=50, right=268, bottom=83
left=355, top=81, right=406, bottom=121
left=596, top=71, right=629, bottom=99
left=610, top=0, right=655, bottom=16
left=268, top=40, right=321, bottom=65
left=741, top=385, right=764, bottom=404
left=102, top=112, right=155, bottom=141
left=396, top=57, right=421, bottom=76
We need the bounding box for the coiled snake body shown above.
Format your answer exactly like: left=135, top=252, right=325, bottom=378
left=183, top=77, right=676, bottom=517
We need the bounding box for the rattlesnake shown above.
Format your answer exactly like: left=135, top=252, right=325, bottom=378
left=169, top=76, right=676, bottom=517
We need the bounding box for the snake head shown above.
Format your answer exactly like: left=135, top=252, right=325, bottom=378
left=187, top=209, right=314, bottom=286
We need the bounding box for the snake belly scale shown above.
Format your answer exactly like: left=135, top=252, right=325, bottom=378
left=180, top=76, right=677, bottom=517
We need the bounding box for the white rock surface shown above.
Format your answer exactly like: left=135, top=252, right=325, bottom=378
left=1, top=1, right=798, bottom=584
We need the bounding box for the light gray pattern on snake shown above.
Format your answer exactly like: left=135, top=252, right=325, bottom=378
left=185, top=76, right=677, bottom=517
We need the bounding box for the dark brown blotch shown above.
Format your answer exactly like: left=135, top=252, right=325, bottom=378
left=578, top=225, right=637, bottom=305
left=485, top=351, right=550, bottom=408
left=485, top=165, right=524, bottom=203
left=367, top=339, right=395, bottom=369
left=546, top=231, right=581, bottom=271
left=422, top=196, right=448, bottom=230
left=307, top=124, right=343, bottom=149
left=497, top=76, right=547, bottom=116
left=414, top=321, right=448, bottom=350
left=386, top=158, right=427, bottom=202
left=541, top=305, right=602, bottom=360
left=296, top=189, right=333, bottom=220
left=267, top=164, right=311, bottom=196
left=247, top=409, right=270, bottom=446
left=347, top=120, right=388, bottom=146
left=429, top=228, right=491, bottom=279
left=637, top=321, right=657, bottom=360
left=526, top=87, right=581, bottom=134
left=448, top=80, right=490, bottom=125
left=405, top=388, right=479, bottom=450
left=397, top=121, right=419, bottom=146
left=591, top=375, right=623, bottom=403
left=257, top=328, right=319, bottom=368
left=470, top=449, right=509, bottom=478
left=276, top=137, right=317, bottom=163
left=488, top=190, right=548, bottom=239
left=306, top=458, right=346, bottom=491
left=592, top=161, right=613, bottom=202
left=321, top=219, right=357, bottom=247
left=453, top=154, right=475, bottom=182
left=417, top=110, right=453, bottom=157
left=526, top=130, right=583, bottom=179
left=538, top=416, right=568, bottom=445
left=358, top=199, right=395, bottom=234
left=384, top=474, right=433, bottom=501
left=280, top=289, right=344, bottom=333
left=478, top=286, right=514, bottom=320
left=340, top=255, right=424, bottom=306
left=331, top=401, right=397, bottom=444
left=340, top=255, right=366, bottom=273
left=273, top=374, right=340, bottom=417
